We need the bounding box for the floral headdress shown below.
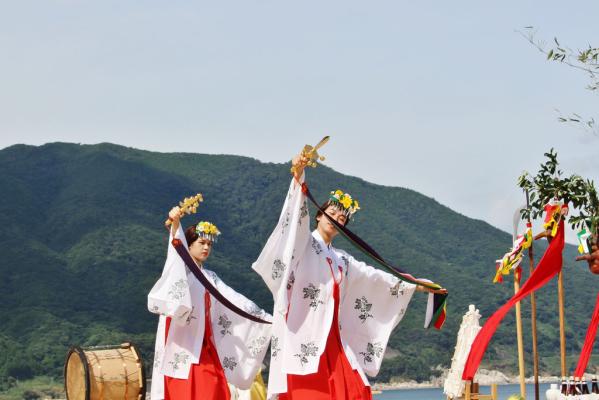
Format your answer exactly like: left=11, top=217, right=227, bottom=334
left=195, top=221, right=221, bottom=243
left=328, top=189, right=360, bottom=218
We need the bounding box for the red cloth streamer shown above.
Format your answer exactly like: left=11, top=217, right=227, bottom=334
left=574, top=292, right=599, bottom=378
left=462, top=221, right=565, bottom=380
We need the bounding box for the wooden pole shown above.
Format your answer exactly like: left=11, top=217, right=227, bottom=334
left=512, top=204, right=527, bottom=399
left=558, top=270, right=567, bottom=377
left=491, top=383, right=498, bottom=400
left=528, top=243, right=540, bottom=400
left=514, top=277, right=527, bottom=399
left=526, top=187, right=540, bottom=400
left=465, top=380, right=472, bottom=400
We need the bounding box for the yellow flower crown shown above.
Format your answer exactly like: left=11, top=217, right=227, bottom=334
left=329, top=189, right=360, bottom=217
left=195, top=221, right=221, bottom=242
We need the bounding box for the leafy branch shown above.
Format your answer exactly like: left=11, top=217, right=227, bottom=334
left=517, top=149, right=599, bottom=236
left=518, top=28, right=599, bottom=87
left=518, top=27, right=599, bottom=136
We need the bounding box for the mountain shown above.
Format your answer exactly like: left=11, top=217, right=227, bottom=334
left=0, top=142, right=596, bottom=388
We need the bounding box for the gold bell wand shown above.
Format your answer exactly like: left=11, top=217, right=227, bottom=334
left=164, top=193, right=204, bottom=227
left=290, top=136, right=330, bottom=174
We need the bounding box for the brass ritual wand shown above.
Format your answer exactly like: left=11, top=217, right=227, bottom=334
left=164, top=193, right=204, bottom=227
left=290, top=136, right=330, bottom=174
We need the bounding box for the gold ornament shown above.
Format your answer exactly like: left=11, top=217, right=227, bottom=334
left=290, top=136, right=330, bottom=174
left=165, top=193, right=204, bottom=226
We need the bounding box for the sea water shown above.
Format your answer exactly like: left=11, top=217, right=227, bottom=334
left=373, top=383, right=552, bottom=399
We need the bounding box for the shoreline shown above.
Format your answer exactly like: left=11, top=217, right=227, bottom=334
left=371, top=370, right=562, bottom=392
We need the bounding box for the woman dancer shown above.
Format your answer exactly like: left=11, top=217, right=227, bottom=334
left=149, top=206, right=271, bottom=400
left=252, top=154, right=445, bottom=400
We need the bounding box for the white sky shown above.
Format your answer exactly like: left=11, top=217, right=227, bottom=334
left=1, top=1, right=598, bottom=243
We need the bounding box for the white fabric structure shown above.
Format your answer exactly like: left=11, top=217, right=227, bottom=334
left=148, top=225, right=272, bottom=400
left=444, top=304, right=482, bottom=399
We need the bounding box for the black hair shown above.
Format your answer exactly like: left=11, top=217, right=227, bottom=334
left=315, top=200, right=350, bottom=227
left=184, top=225, right=200, bottom=246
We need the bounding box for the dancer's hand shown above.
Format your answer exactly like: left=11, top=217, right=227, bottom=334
left=416, top=285, right=447, bottom=295
left=168, top=206, right=183, bottom=233
left=576, top=243, right=599, bottom=275
left=291, top=153, right=309, bottom=181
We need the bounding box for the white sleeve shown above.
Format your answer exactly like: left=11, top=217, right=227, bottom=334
left=209, top=271, right=272, bottom=389
left=251, top=174, right=311, bottom=299
left=147, top=225, right=194, bottom=326
left=339, top=250, right=416, bottom=377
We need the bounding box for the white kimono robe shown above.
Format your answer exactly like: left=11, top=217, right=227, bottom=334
left=252, top=175, right=418, bottom=399
left=148, top=225, right=272, bottom=400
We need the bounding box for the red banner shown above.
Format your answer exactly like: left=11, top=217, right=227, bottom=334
left=462, top=221, right=565, bottom=380
left=574, top=292, right=599, bottom=378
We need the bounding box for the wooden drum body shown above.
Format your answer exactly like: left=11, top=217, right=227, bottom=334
left=64, top=342, right=146, bottom=400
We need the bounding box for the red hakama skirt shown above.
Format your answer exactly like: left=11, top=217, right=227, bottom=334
left=280, top=263, right=372, bottom=400
left=164, top=292, right=231, bottom=400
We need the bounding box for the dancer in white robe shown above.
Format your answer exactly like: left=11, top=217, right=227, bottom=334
left=252, top=154, right=445, bottom=400
left=149, top=207, right=272, bottom=400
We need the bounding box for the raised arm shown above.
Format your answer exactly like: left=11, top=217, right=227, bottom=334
left=251, top=155, right=312, bottom=299
left=291, top=152, right=310, bottom=182
left=167, top=206, right=183, bottom=236
left=147, top=209, right=193, bottom=325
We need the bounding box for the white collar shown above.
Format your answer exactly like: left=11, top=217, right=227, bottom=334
left=311, top=229, right=334, bottom=250
left=311, top=230, right=345, bottom=282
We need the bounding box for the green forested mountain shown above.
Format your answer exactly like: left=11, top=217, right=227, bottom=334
left=0, top=142, right=596, bottom=389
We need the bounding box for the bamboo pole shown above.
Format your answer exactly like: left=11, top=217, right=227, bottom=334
left=525, top=190, right=540, bottom=400
left=465, top=381, right=472, bottom=400
left=512, top=205, right=527, bottom=398
left=491, top=384, right=498, bottom=400
left=528, top=243, right=540, bottom=400
left=514, top=277, right=527, bottom=398
left=558, top=270, right=567, bottom=377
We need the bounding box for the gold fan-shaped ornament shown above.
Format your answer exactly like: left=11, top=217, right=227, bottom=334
left=164, top=193, right=204, bottom=226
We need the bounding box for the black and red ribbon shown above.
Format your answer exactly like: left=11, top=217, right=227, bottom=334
left=301, top=182, right=448, bottom=329
left=171, top=238, right=271, bottom=324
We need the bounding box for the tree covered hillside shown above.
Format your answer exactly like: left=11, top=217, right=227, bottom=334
left=0, top=142, right=596, bottom=389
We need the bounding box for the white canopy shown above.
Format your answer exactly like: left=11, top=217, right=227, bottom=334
left=443, top=304, right=482, bottom=399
